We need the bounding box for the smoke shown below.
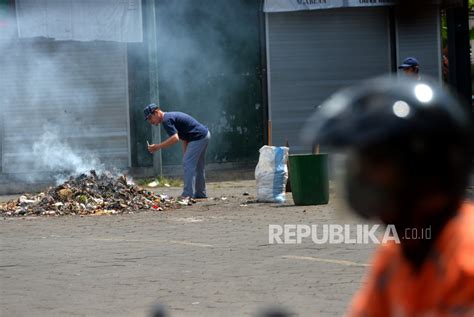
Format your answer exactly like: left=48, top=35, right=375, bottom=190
left=0, top=0, right=261, bottom=190
left=0, top=1, right=130, bottom=185
left=0, top=36, right=111, bottom=183
left=155, top=0, right=252, bottom=106
left=31, top=129, right=105, bottom=184
left=152, top=0, right=262, bottom=163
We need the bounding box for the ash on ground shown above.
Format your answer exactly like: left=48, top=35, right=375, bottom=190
left=1, top=170, right=193, bottom=217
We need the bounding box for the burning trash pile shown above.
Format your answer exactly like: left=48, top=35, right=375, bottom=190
left=0, top=170, right=193, bottom=217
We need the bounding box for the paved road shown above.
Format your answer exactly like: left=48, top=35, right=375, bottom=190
left=1, top=181, right=376, bottom=317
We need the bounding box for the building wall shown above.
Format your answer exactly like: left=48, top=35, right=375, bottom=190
left=0, top=40, right=131, bottom=175
left=396, top=5, right=442, bottom=80
left=266, top=6, right=443, bottom=153
left=152, top=0, right=265, bottom=167
left=471, top=15, right=474, bottom=65
left=266, top=7, right=392, bottom=153
left=0, top=0, right=265, bottom=193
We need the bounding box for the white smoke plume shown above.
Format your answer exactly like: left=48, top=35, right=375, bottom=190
left=32, top=129, right=105, bottom=184
left=0, top=2, right=130, bottom=188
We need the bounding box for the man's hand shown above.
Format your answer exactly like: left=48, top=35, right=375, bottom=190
left=147, top=134, right=179, bottom=154
left=148, top=143, right=161, bottom=153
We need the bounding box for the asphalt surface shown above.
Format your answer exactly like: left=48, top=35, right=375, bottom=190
left=1, top=180, right=376, bottom=317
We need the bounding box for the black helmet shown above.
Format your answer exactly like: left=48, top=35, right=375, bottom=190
left=302, top=76, right=472, bottom=221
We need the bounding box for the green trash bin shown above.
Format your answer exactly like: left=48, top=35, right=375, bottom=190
left=289, top=154, right=329, bottom=205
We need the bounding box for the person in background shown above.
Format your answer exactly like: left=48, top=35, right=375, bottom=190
left=398, top=57, right=420, bottom=80
left=144, top=104, right=211, bottom=199
left=442, top=48, right=449, bottom=83
left=303, top=77, right=473, bottom=316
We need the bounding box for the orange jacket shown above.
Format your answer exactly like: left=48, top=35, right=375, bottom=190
left=348, top=202, right=474, bottom=317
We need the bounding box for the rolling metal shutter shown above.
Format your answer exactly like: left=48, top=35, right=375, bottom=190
left=0, top=40, right=130, bottom=174
left=396, top=5, right=441, bottom=80
left=266, top=7, right=391, bottom=152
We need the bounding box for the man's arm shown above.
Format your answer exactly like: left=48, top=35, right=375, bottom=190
left=148, top=134, right=179, bottom=153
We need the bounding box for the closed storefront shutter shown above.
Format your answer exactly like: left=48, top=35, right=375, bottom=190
left=396, top=5, right=441, bottom=80
left=0, top=40, right=130, bottom=174
left=266, top=7, right=391, bottom=152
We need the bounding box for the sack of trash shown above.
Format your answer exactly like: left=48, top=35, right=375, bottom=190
left=255, top=146, right=289, bottom=203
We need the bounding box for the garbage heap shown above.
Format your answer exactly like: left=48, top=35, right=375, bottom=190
left=0, top=170, right=191, bottom=217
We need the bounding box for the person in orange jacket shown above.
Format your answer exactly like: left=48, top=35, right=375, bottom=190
left=303, top=77, right=473, bottom=316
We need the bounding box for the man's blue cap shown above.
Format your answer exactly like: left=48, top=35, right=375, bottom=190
left=144, top=103, right=159, bottom=120
left=398, top=57, right=419, bottom=69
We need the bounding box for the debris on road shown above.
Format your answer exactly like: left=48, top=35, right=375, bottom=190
left=0, top=170, right=192, bottom=217
left=147, top=181, right=159, bottom=187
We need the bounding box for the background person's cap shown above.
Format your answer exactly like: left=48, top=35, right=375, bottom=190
left=398, top=57, right=419, bottom=69
left=144, top=103, right=159, bottom=120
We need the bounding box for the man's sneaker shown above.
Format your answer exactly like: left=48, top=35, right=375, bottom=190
left=177, top=196, right=190, bottom=205
left=177, top=196, right=197, bottom=205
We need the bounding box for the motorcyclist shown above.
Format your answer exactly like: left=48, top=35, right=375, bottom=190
left=302, top=77, right=473, bottom=316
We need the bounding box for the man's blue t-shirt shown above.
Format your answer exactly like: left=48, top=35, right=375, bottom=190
left=162, top=112, right=208, bottom=142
